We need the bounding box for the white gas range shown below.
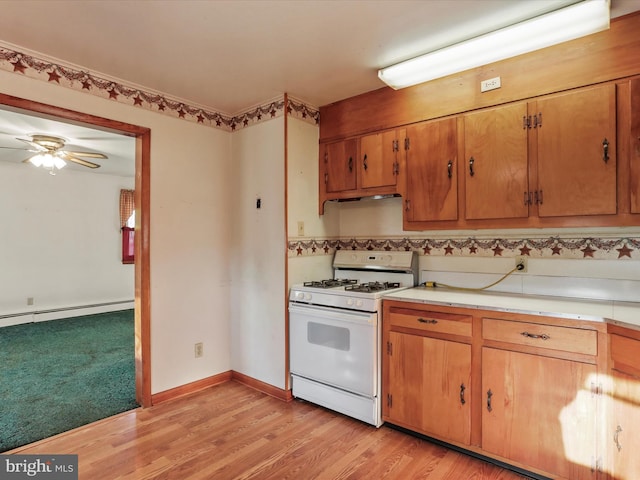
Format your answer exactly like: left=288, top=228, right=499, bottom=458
left=288, top=250, right=418, bottom=427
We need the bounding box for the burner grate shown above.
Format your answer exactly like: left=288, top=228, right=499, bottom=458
left=303, top=279, right=358, bottom=289
left=345, top=281, right=401, bottom=293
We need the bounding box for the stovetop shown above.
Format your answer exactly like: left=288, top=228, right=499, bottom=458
left=302, top=279, right=400, bottom=293
left=289, top=250, right=419, bottom=312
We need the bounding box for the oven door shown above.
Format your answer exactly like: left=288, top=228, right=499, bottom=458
left=289, top=302, right=377, bottom=397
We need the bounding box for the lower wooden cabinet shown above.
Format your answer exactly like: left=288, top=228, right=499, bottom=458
left=607, top=329, right=640, bottom=480
left=482, top=347, right=598, bottom=480
left=383, top=307, right=472, bottom=444
left=382, top=300, right=614, bottom=480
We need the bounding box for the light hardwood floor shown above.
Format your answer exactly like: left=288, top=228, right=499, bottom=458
left=10, top=381, right=533, bottom=479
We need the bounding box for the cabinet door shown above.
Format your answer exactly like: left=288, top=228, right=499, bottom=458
left=405, top=118, right=458, bottom=222
left=631, top=78, right=640, bottom=214
left=359, top=130, right=399, bottom=189
left=535, top=84, right=617, bottom=217
left=323, top=139, right=357, bottom=193
left=482, top=348, right=597, bottom=480
left=610, top=370, right=640, bottom=480
left=464, top=102, right=529, bottom=220
left=386, top=331, right=471, bottom=445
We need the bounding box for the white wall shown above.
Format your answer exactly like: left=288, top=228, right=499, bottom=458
left=287, top=117, right=335, bottom=285
left=333, top=196, right=640, bottom=300
left=0, top=161, right=134, bottom=316
left=0, top=69, right=233, bottom=394
left=229, top=117, right=286, bottom=389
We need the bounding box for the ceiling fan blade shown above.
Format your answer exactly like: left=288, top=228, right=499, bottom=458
left=17, top=138, right=47, bottom=151
left=0, top=145, right=30, bottom=150
left=63, top=150, right=108, bottom=159
left=63, top=154, right=101, bottom=169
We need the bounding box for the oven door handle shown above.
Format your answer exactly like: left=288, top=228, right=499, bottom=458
left=288, top=302, right=377, bottom=326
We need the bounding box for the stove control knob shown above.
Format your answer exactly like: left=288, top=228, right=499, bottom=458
left=346, top=298, right=354, bottom=306
left=356, top=299, right=364, bottom=307
left=304, top=293, right=312, bottom=301
left=295, top=291, right=305, bottom=300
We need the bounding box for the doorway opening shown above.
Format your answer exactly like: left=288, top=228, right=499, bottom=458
left=0, top=92, right=151, bottom=409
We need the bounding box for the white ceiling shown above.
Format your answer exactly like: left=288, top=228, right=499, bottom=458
left=0, top=0, right=638, bottom=177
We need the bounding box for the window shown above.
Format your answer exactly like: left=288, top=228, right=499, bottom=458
left=119, top=189, right=135, bottom=264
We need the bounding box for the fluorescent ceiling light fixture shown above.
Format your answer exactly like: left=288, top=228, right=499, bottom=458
left=378, top=0, right=610, bottom=89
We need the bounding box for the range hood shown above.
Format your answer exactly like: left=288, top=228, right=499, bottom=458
left=330, top=193, right=401, bottom=204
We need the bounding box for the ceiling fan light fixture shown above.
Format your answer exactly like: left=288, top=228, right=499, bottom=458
left=29, top=153, right=66, bottom=171
left=378, top=0, right=610, bottom=89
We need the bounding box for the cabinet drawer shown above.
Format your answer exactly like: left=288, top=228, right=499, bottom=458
left=483, top=318, right=597, bottom=356
left=388, top=311, right=472, bottom=337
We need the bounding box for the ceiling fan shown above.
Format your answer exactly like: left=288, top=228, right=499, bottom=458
left=1, top=134, right=107, bottom=173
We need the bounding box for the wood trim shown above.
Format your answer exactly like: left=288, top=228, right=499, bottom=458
left=151, top=371, right=233, bottom=405
left=320, top=12, right=640, bottom=141
left=232, top=371, right=293, bottom=402
left=0, top=93, right=153, bottom=408
left=284, top=93, right=290, bottom=391
left=135, top=129, right=152, bottom=407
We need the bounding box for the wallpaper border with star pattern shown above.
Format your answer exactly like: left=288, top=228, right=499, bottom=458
left=288, top=236, right=640, bottom=260
left=0, top=43, right=319, bottom=130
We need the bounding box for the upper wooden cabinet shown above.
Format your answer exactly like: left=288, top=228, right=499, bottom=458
left=359, top=130, right=401, bottom=190
left=319, top=130, right=404, bottom=214
left=319, top=77, right=640, bottom=227
left=404, top=117, right=458, bottom=225
left=322, top=138, right=357, bottom=194
left=464, top=102, right=529, bottom=220
left=402, top=82, right=629, bottom=229
left=533, top=84, right=617, bottom=217
left=631, top=78, right=640, bottom=214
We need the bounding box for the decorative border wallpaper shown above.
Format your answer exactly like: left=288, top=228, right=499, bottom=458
left=288, top=236, right=640, bottom=260
left=0, top=43, right=319, bottom=131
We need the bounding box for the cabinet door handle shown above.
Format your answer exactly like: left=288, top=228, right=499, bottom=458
left=405, top=199, right=411, bottom=211
left=447, top=160, right=453, bottom=179
left=614, top=425, right=623, bottom=452
left=524, top=191, right=530, bottom=206
left=417, top=318, right=438, bottom=324
left=487, top=389, right=493, bottom=412
left=348, top=156, right=353, bottom=172
left=603, top=138, right=610, bottom=163
left=521, top=331, right=550, bottom=340
left=460, top=383, right=466, bottom=405
left=363, top=154, right=368, bottom=170
left=469, top=157, right=475, bottom=177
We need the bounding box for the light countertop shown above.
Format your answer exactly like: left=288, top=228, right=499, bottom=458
left=383, top=287, right=640, bottom=327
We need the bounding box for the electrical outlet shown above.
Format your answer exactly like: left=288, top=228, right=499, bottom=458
left=194, top=342, right=203, bottom=358
left=27, top=297, right=34, bottom=306
left=481, top=76, right=501, bottom=92
left=297, top=221, right=304, bottom=237
left=515, top=256, right=528, bottom=273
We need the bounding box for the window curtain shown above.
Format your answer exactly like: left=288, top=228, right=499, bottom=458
left=119, top=189, right=135, bottom=228
left=119, top=189, right=135, bottom=264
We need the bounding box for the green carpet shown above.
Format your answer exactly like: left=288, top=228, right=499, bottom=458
left=0, top=309, right=139, bottom=452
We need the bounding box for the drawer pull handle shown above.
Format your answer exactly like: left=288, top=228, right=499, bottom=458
left=614, top=425, right=623, bottom=452
left=487, top=389, right=493, bottom=412
left=417, top=318, right=438, bottom=324
left=460, top=383, right=466, bottom=405
left=521, top=331, right=550, bottom=340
